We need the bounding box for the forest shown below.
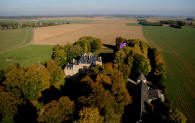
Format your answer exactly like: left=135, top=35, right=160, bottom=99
left=0, top=36, right=187, bottom=123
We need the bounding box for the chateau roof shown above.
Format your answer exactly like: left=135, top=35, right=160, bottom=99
left=140, top=81, right=149, bottom=113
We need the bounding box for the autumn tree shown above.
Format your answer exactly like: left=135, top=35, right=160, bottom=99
left=114, top=50, right=125, bottom=69
left=45, top=59, right=65, bottom=89
left=148, top=48, right=167, bottom=87
left=4, top=64, right=50, bottom=101
left=38, top=96, right=74, bottom=123
left=103, top=62, right=114, bottom=75
left=169, top=108, right=187, bottom=123
left=78, top=83, right=121, bottom=123
left=76, top=107, right=104, bottom=123
left=0, top=89, right=23, bottom=122
left=0, top=69, right=5, bottom=85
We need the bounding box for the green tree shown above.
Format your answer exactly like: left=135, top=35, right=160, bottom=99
left=52, top=45, right=67, bottom=67
left=38, top=96, right=74, bottom=123
left=77, top=107, right=104, bottom=123
left=130, top=54, right=151, bottom=80
left=64, top=44, right=83, bottom=63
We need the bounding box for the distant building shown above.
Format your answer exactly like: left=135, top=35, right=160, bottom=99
left=64, top=53, right=102, bottom=77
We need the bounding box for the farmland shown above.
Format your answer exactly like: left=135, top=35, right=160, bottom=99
left=0, top=17, right=194, bottom=122
left=142, top=26, right=195, bottom=123
left=0, top=28, right=32, bottom=53
left=33, top=18, right=145, bottom=45
left=0, top=45, right=53, bottom=69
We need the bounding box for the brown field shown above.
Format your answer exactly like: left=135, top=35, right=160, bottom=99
left=33, top=18, right=145, bottom=45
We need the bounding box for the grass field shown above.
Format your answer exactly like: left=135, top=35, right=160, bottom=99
left=142, top=26, right=195, bottom=123
left=0, top=45, right=53, bottom=69
left=0, top=28, right=32, bottom=53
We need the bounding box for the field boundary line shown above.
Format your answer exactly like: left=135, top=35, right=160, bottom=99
left=0, top=28, right=33, bottom=54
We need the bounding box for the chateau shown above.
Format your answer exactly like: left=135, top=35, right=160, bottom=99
left=64, top=53, right=102, bottom=77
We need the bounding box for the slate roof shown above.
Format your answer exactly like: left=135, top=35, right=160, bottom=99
left=137, top=73, right=146, bottom=81
left=148, top=89, right=160, bottom=99
left=140, top=81, right=149, bottom=113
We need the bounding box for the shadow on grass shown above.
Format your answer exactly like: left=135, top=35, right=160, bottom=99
left=103, top=43, right=116, bottom=51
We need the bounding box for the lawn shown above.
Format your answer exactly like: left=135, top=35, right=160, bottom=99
left=0, top=28, right=33, bottom=53
left=142, top=26, right=195, bottom=123
left=0, top=45, right=53, bottom=69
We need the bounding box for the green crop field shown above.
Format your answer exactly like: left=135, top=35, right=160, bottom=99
left=0, top=28, right=33, bottom=53
left=142, top=26, right=195, bottom=123
left=0, top=45, right=53, bottom=69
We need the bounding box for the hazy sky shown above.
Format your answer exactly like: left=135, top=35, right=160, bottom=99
left=0, top=0, right=195, bottom=16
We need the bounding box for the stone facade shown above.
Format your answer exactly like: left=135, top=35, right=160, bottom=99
left=64, top=53, right=102, bottom=77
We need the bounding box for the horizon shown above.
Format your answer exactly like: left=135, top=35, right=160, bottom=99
left=0, top=0, right=195, bottom=17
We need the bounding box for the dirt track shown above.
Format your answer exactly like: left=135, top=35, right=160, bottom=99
left=33, top=18, right=145, bottom=45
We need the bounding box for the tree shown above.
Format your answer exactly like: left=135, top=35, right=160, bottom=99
left=45, top=59, right=65, bottom=89
left=103, top=62, right=114, bottom=75
left=78, top=83, right=121, bottom=123
left=52, top=45, right=67, bottom=67
left=0, top=89, right=23, bottom=122
left=169, top=108, right=187, bottom=123
left=96, top=74, right=112, bottom=86
left=0, top=69, right=5, bottom=85
left=64, top=44, right=83, bottom=63
left=130, top=54, right=151, bottom=80
left=77, top=37, right=102, bottom=53
left=38, top=96, right=74, bottom=123
left=119, top=64, right=130, bottom=80
left=115, top=37, right=125, bottom=51
left=127, top=56, right=134, bottom=74
left=114, top=50, right=125, bottom=69
left=4, top=64, right=50, bottom=101
left=91, top=38, right=102, bottom=52
left=77, top=107, right=104, bottom=123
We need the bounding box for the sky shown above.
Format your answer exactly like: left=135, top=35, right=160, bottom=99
left=0, top=0, right=195, bottom=16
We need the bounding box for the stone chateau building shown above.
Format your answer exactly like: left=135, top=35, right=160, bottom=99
left=64, top=53, right=102, bottom=77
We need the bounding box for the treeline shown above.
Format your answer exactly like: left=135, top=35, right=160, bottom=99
left=115, top=37, right=166, bottom=89
left=0, top=60, right=65, bottom=122
left=138, top=19, right=194, bottom=29
left=114, top=37, right=187, bottom=122
left=0, top=21, right=69, bottom=30
left=138, top=19, right=163, bottom=26
left=0, top=37, right=187, bottom=123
